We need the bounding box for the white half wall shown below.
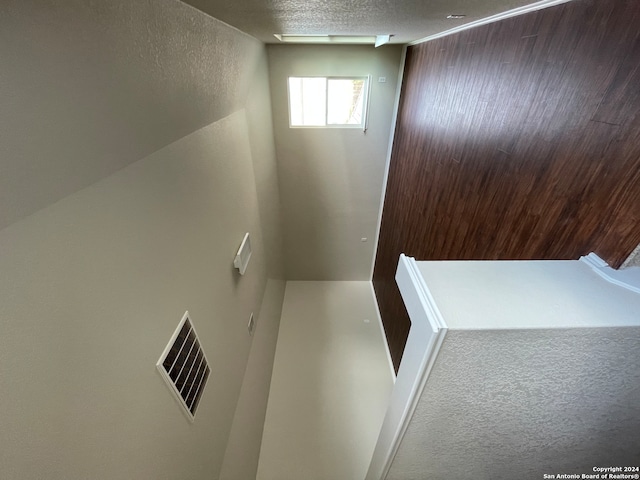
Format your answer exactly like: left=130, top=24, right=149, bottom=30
left=267, top=44, right=404, bottom=280
left=380, top=256, right=640, bottom=480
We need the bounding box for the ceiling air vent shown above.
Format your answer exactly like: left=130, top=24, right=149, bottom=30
left=157, top=311, right=210, bottom=420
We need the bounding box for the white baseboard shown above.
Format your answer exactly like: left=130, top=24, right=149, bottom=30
left=366, top=255, right=447, bottom=480
left=369, top=281, right=397, bottom=382
left=409, top=0, right=574, bottom=46
left=580, top=252, right=640, bottom=295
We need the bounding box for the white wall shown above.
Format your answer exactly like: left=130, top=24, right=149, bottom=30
left=417, top=260, right=640, bottom=329
left=0, top=1, right=284, bottom=478
left=267, top=44, right=403, bottom=280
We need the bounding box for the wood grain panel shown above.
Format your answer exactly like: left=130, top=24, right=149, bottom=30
left=374, top=0, right=640, bottom=372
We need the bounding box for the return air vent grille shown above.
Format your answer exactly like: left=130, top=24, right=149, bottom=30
left=157, top=311, right=210, bottom=420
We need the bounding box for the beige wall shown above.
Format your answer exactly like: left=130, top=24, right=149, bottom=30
left=219, top=278, right=285, bottom=480
left=0, top=1, right=284, bottom=479
left=257, top=281, right=394, bottom=480
left=267, top=44, right=403, bottom=280
left=0, top=0, right=261, bottom=231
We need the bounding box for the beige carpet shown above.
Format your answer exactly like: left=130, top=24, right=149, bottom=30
left=622, top=243, right=640, bottom=268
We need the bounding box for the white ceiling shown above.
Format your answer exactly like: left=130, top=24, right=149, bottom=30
left=180, top=0, right=543, bottom=44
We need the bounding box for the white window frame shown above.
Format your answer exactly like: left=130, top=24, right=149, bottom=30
left=287, top=76, right=371, bottom=129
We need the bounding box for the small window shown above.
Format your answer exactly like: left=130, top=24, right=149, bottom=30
left=288, top=76, right=369, bottom=128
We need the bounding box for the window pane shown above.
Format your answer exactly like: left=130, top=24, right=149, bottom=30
left=327, top=78, right=366, bottom=125
left=289, top=77, right=327, bottom=126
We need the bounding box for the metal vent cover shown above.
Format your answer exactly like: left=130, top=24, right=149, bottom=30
left=157, top=311, right=210, bottom=420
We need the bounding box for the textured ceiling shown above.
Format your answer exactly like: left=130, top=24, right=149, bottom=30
left=180, top=0, right=543, bottom=44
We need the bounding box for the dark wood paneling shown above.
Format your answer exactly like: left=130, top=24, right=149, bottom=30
left=374, top=0, right=640, bottom=372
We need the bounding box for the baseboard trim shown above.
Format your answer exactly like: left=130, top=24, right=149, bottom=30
left=409, top=0, right=574, bottom=46
left=370, top=45, right=408, bottom=280
left=369, top=281, right=397, bottom=382
left=580, top=252, right=640, bottom=295
left=366, top=255, right=447, bottom=480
